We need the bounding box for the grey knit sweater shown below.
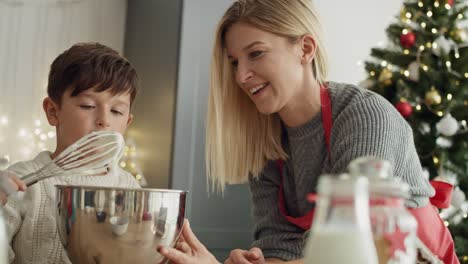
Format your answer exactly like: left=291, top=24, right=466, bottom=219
left=248, top=81, right=435, bottom=261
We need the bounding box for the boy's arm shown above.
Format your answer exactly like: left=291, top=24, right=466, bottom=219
left=3, top=164, right=33, bottom=263
left=3, top=194, right=24, bottom=263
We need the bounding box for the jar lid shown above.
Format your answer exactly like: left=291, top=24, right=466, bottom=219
left=316, top=173, right=369, bottom=198
left=348, top=157, right=410, bottom=199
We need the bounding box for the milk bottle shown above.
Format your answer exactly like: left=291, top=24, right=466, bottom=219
left=304, top=175, right=378, bottom=264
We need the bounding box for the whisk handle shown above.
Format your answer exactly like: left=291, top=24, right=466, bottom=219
left=22, top=172, right=39, bottom=187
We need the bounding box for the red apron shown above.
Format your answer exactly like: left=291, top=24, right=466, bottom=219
left=276, top=84, right=459, bottom=263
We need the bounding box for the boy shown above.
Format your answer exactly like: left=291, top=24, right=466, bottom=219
left=1, top=42, right=141, bottom=263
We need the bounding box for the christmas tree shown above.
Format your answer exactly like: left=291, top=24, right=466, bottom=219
left=362, top=0, right=468, bottom=260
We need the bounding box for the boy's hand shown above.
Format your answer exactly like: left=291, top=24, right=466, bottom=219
left=158, top=219, right=219, bottom=264
left=225, top=247, right=265, bottom=264
left=0, top=171, right=26, bottom=205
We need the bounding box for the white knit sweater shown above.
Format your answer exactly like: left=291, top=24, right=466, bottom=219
left=3, top=151, right=141, bottom=264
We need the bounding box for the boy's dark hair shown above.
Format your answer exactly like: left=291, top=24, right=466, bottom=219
left=47, top=42, right=138, bottom=106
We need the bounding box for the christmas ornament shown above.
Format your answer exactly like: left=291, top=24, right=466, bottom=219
left=436, top=113, right=459, bottom=136
left=451, top=28, right=468, bottom=42
left=425, top=88, right=442, bottom=105
left=436, top=137, right=453, bottom=148
left=395, top=100, right=413, bottom=118
left=407, top=61, right=420, bottom=81
left=433, top=35, right=452, bottom=56
left=399, top=8, right=408, bottom=21
left=358, top=78, right=376, bottom=89
left=419, top=122, right=431, bottom=135
left=378, top=68, right=393, bottom=86
left=447, top=0, right=454, bottom=6
left=400, top=32, right=416, bottom=48
left=384, top=225, right=409, bottom=258
left=451, top=187, right=466, bottom=208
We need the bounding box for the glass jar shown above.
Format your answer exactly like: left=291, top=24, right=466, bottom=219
left=349, top=157, right=418, bottom=264
left=304, top=174, right=378, bottom=264
left=0, top=207, right=8, bottom=263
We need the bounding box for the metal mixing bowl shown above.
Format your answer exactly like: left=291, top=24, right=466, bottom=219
left=55, top=185, right=187, bottom=264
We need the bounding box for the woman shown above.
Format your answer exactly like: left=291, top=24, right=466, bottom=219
left=160, top=0, right=457, bottom=263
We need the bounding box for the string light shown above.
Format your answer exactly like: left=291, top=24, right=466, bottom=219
left=405, top=12, right=412, bottom=18
left=38, top=142, right=45, bottom=149
left=47, top=131, right=55, bottom=138
left=426, top=42, right=433, bottom=48
left=418, top=1, right=423, bottom=7
left=437, top=111, right=444, bottom=117
left=403, top=49, right=410, bottom=55
left=446, top=61, right=451, bottom=68
left=431, top=28, right=438, bottom=34
left=370, top=71, right=376, bottom=76
left=462, top=120, right=467, bottom=126
left=0, top=116, right=8, bottom=125
left=416, top=105, right=422, bottom=111
left=432, top=43, right=438, bottom=49
left=34, top=120, right=41, bottom=127
left=455, top=52, right=460, bottom=59
left=422, top=65, right=429, bottom=71
left=427, top=11, right=433, bottom=17
left=459, top=14, right=464, bottom=19
left=444, top=221, right=449, bottom=227
left=403, top=70, right=410, bottom=77
left=447, top=94, right=452, bottom=100
left=402, top=29, right=409, bottom=34
left=419, top=45, right=425, bottom=51
left=18, top=129, right=27, bottom=138
left=434, top=1, right=440, bottom=7
left=464, top=214, right=468, bottom=218
left=34, top=128, right=41, bottom=135
left=445, top=4, right=451, bottom=9
left=433, top=156, right=439, bottom=164
left=421, top=22, right=426, bottom=28
left=464, top=73, right=468, bottom=78
left=119, top=138, right=146, bottom=186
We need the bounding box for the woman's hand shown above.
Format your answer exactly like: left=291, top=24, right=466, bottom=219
left=225, top=247, right=265, bottom=264
left=0, top=170, right=26, bottom=205
left=158, top=219, right=219, bottom=264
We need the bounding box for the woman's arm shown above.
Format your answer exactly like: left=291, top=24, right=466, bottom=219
left=248, top=161, right=305, bottom=260
left=328, top=95, right=435, bottom=207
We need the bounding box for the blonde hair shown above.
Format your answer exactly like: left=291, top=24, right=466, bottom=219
left=206, top=0, right=329, bottom=191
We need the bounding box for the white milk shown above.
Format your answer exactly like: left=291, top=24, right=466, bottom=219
left=304, top=228, right=378, bottom=264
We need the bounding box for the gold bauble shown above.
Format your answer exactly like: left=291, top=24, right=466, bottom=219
left=450, top=28, right=467, bottom=42
left=378, top=68, right=393, bottom=86
left=425, top=87, right=442, bottom=105
left=399, top=8, right=407, bottom=21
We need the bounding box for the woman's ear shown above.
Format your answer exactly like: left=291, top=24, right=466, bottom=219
left=300, top=34, right=317, bottom=65
left=43, top=97, right=60, bottom=126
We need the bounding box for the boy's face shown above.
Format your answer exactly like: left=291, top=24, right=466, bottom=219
left=43, top=87, right=133, bottom=158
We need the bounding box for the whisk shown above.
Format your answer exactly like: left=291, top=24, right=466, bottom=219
left=21, top=131, right=125, bottom=187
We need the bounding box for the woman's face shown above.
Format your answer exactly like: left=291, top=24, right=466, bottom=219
left=225, top=22, right=306, bottom=115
